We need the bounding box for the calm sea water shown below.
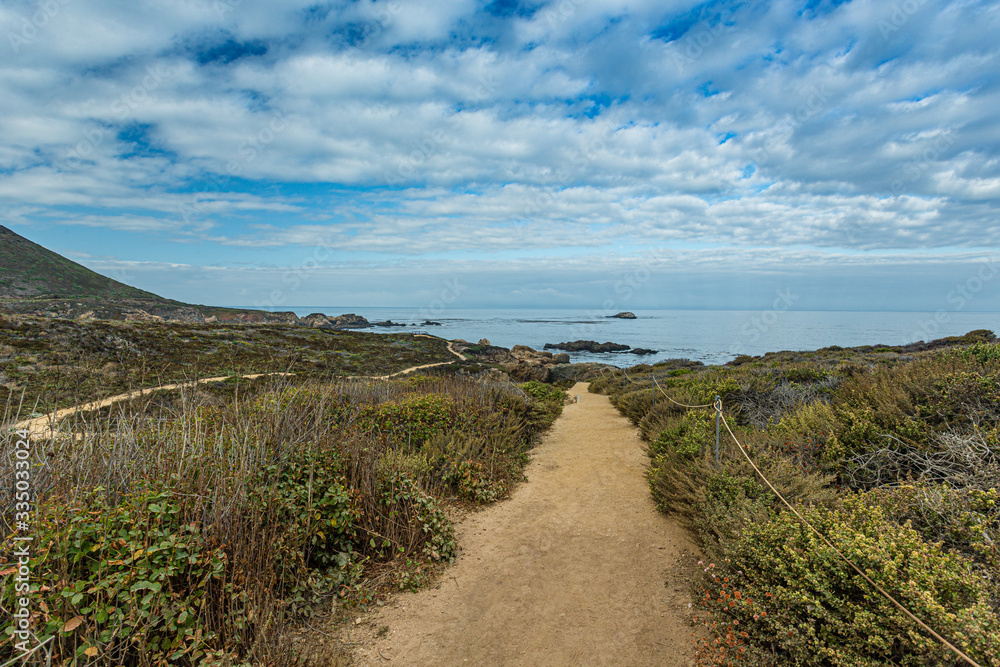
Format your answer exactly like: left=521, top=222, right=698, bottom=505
left=287, top=307, right=1000, bottom=367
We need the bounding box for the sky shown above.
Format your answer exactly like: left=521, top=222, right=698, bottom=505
left=1, top=0, right=999, bottom=313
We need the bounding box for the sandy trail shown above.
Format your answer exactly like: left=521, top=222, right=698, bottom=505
left=11, top=372, right=296, bottom=440
left=349, top=382, right=698, bottom=666
left=11, top=335, right=466, bottom=440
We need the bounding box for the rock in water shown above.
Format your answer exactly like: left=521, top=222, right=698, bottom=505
left=608, top=312, right=637, bottom=319
left=544, top=340, right=631, bottom=353
left=301, top=313, right=371, bottom=329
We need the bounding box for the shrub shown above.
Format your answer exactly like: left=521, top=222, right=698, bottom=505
left=2, top=489, right=233, bottom=665
left=356, top=393, right=455, bottom=447
left=651, top=410, right=717, bottom=461
left=707, top=498, right=1000, bottom=666
left=440, top=459, right=507, bottom=504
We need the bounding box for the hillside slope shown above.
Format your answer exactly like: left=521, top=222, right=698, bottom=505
left=0, top=225, right=161, bottom=301
left=0, top=226, right=300, bottom=323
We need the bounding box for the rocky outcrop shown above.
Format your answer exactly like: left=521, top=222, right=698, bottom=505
left=504, top=361, right=551, bottom=383
left=631, top=348, right=657, bottom=355
left=608, top=312, right=637, bottom=319
left=457, top=342, right=571, bottom=383
left=372, top=320, right=408, bottom=327
left=544, top=340, right=631, bottom=353
left=421, top=320, right=443, bottom=326
left=548, top=362, right=616, bottom=383
left=301, top=313, right=371, bottom=329
left=123, top=309, right=164, bottom=322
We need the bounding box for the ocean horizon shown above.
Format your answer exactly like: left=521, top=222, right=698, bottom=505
left=272, top=307, right=1000, bottom=367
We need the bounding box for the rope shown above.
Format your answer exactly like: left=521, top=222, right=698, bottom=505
left=610, top=365, right=983, bottom=666
left=619, top=368, right=714, bottom=409
left=652, top=374, right=715, bottom=409
left=717, top=413, right=983, bottom=667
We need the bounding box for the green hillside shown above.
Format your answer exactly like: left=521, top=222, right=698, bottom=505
left=0, top=225, right=162, bottom=301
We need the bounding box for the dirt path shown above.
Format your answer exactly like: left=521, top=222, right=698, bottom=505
left=12, top=335, right=466, bottom=440
left=349, top=382, right=699, bottom=666
left=11, top=372, right=296, bottom=440
left=366, top=337, right=466, bottom=379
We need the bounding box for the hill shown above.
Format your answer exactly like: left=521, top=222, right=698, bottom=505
left=0, top=226, right=299, bottom=323
left=0, top=225, right=161, bottom=301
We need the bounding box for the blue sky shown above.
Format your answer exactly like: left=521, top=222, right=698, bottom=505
left=2, top=0, right=999, bottom=312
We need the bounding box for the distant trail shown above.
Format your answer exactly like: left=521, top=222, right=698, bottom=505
left=11, top=335, right=465, bottom=439
left=348, top=382, right=699, bottom=666
left=11, top=372, right=295, bottom=440
left=363, top=336, right=466, bottom=379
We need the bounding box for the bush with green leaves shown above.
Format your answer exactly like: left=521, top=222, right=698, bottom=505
left=356, top=393, right=456, bottom=446
left=2, top=489, right=233, bottom=665
left=704, top=497, right=1000, bottom=666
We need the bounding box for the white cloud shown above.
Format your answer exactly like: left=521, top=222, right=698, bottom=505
left=1, top=0, right=999, bottom=309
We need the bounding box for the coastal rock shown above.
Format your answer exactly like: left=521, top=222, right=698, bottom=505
left=300, top=313, right=371, bottom=329
left=213, top=310, right=295, bottom=325
left=503, top=360, right=551, bottom=383
left=456, top=342, right=516, bottom=364
left=328, top=313, right=370, bottom=329
left=549, top=362, right=615, bottom=383
left=478, top=338, right=491, bottom=346
left=544, top=340, right=631, bottom=353
left=608, top=312, right=637, bottom=319
left=373, top=320, right=407, bottom=327
left=511, top=345, right=554, bottom=363
left=421, top=320, right=443, bottom=326
left=301, top=313, right=335, bottom=328
left=123, top=309, right=164, bottom=322
left=630, top=348, right=657, bottom=355
left=552, top=353, right=571, bottom=364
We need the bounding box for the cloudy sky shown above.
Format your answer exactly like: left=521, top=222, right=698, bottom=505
left=2, top=0, right=999, bottom=312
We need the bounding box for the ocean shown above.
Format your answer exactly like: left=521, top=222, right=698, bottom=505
left=286, top=307, right=1000, bottom=367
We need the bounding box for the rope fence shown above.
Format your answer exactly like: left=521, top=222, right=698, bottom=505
left=612, top=366, right=984, bottom=667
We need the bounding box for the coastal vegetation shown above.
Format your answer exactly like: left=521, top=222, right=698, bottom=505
left=0, top=317, right=564, bottom=665
left=0, top=316, right=463, bottom=412
left=591, top=330, right=1000, bottom=666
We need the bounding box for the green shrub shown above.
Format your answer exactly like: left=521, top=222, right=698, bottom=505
left=652, top=410, right=716, bottom=460
left=954, top=341, right=1000, bottom=365
left=2, top=489, right=231, bottom=665
left=441, top=459, right=507, bottom=504
left=357, top=393, right=455, bottom=446
left=520, top=380, right=563, bottom=402
left=709, top=498, right=1000, bottom=666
